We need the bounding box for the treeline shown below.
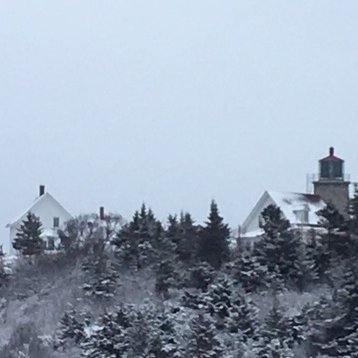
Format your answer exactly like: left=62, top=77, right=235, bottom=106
left=2, top=189, right=358, bottom=357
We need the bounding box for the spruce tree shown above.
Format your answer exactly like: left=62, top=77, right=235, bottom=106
left=112, top=204, right=163, bottom=270
left=349, top=184, right=358, bottom=235
left=198, top=200, right=230, bottom=269
left=82, top=244, right=119, bottom=302
left=187, top=261, right=215, bottom=291
left=253, top=205, right=304, bottom=289
left=186, top=313, right=222, bottom=358
left=13, top=212, right=44, bottom=256
left=177, top=212, right=199, bottom=265
left=155, top=259, right=177, bottom=299
left=112, top=210, right=142, bottom=269
left=202, top=274, right=233, bottom=329
left=0, top=246, right=8, bottom=288
left=256, top=295, right=292, bottom=356
left=231, top=249, right=267, bottom=293
left=312, top=262, right=358, bottom=357
left=317, top=203, right=349, bottom=258
left=227, top=291, right=259, bottom=342
left=81, top=307, right=129, bottom=357
left=58, top=308, right=86, bottom=347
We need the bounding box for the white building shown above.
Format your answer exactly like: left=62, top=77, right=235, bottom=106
left=241, top=148, right=350, bottom=241
left=241, top=190, right=326, bottom=239
left=6, top=186, right=73, bottom=254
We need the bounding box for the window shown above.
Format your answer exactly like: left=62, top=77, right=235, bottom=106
left=47, top=237, right=55, bottom=250
left=53, top=217, right=60, bottom=228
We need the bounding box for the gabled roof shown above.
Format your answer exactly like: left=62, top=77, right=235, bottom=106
left=241, top=190, right=326, bottom=236
left=268, top=191, right=326, bottom=226
left=6, top=192, right=73, bottom=227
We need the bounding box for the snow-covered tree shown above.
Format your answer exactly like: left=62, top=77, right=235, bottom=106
left=227, top=291, right=259, bottom=342
left=155, top=259, right=177, bottom=299
left=57, top=308, right=86, bottom=347
left=112, top=204, right=163, bottom=270
left=186, top=313, right=222, bottom=358
left=81, top=244, right=119, bottom=302
left=253, top=205, right=305, bottom=289
left=186, top=261, right=215, bottom=290
left=13, top=212, right=44, bottom=256
left=198, top=200, right=230, bottom=269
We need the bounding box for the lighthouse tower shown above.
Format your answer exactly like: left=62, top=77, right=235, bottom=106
left=313, top=147, right=350, bottom=215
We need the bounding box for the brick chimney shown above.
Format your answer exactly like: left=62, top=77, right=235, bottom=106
left=99, top=206, right=105, bottom=220
left=39, top=185, right=45, bottom=196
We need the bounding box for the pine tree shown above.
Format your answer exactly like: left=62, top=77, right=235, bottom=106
left=112, top=205, right=163, bottom=270
left=227, top=291, right=259, bottom=342
left=255, top=294, right=292, bottom=356
left=186, top=313, right=222, bottom=358
left=186, top=261, right=215, bottom=291
left=147, top=310, right=182, bottom=358
left=0, top=246, right=9, bottom=288
left=349, top=184, right=358, bottom=235
left=112, top=210, right=142, bottom=269
left=318, top=203, right=349, bottom=257
left=57, top=308, right=86, bottom=347
left=253, top=205, right=304, bottom=289
left=177, top=212, right=199, bottom=265
left=81, top=307, right=129, bottom=357
left=198, top=200, right=230, bottom=269
left=262, top=295, right=290, bottom=344
left=309, top=262, right=358, bottom=357
left=13, top=212, right=44, bottom=256
left=231, top=248, right=268, bottom=293
left=155, top=259, right=177, bottom=299
left=202, top=274, right=233, bottom=329
left=82, top=244, right=119, bottom=302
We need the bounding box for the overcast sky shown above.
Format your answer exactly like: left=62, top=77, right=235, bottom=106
left=1, top=1, right=358, bottom=252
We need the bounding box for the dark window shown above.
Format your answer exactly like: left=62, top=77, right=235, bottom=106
left=320, top=161, right=330, bottom=179
left=53, top=217, right=60, bottom=228
left=332, top=161, right=343, bottom=178
left=47, top=237, right=55, bottom=250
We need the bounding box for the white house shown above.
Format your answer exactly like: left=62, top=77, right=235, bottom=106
left=241, top=190, right=327, bottom=239
left=7, top=185, right=73, bottom=254
left=241, top=148, right=351, bottom=241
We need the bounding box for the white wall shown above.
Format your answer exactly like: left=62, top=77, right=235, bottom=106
left=9, top=193, right=72, bottom=255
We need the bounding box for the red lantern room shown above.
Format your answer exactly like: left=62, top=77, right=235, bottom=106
left=319, top=147, right=344, bottom=180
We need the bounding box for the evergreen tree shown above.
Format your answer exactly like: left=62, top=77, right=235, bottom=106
left=231, top=249, right=268, bottom=293
left=13, top=212, right=44, bottom=256
left=261, top=295, right=290, bottom=345
left=253, top=205, right=304, bottom=289
left=155, top=259, right=177, bottom=299
left=57, top=308, right=86, bottom=347
left=186, top=313, right=222, bottom=358
left=177, top=212, right=199, bottom=265
left=198, top=200, right=230, bottom=269
left=0, top=246, right=9, bottom=288
left=317, top=203, right=349, bottom=258
left=307, top=262, right=358, bottom=357
left=112, top=204, right=164, bottom=270
left=254, top=295, right=294, bottom=357
left=81, top=307, right=130, bottom=357
left=227, top=291, right=259, bottom=342
left=147, top=310, right=182, bottom=358
left=186, top=262, right=215, bottom=291
left=112, top=210, right=142, bottom=269
left=202, top=274, right=233, bottom=329
left=82, top=244, right=119, bottom=302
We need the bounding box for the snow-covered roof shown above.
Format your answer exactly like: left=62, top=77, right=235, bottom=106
left=241, top=190, right=326, bottom=237
left=6, top=192, right=72, bottom=227
left=268, top=191, right=326, bottom=226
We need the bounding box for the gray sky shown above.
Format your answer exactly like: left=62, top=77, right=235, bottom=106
left=1, top=1, right=358, bottom=252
